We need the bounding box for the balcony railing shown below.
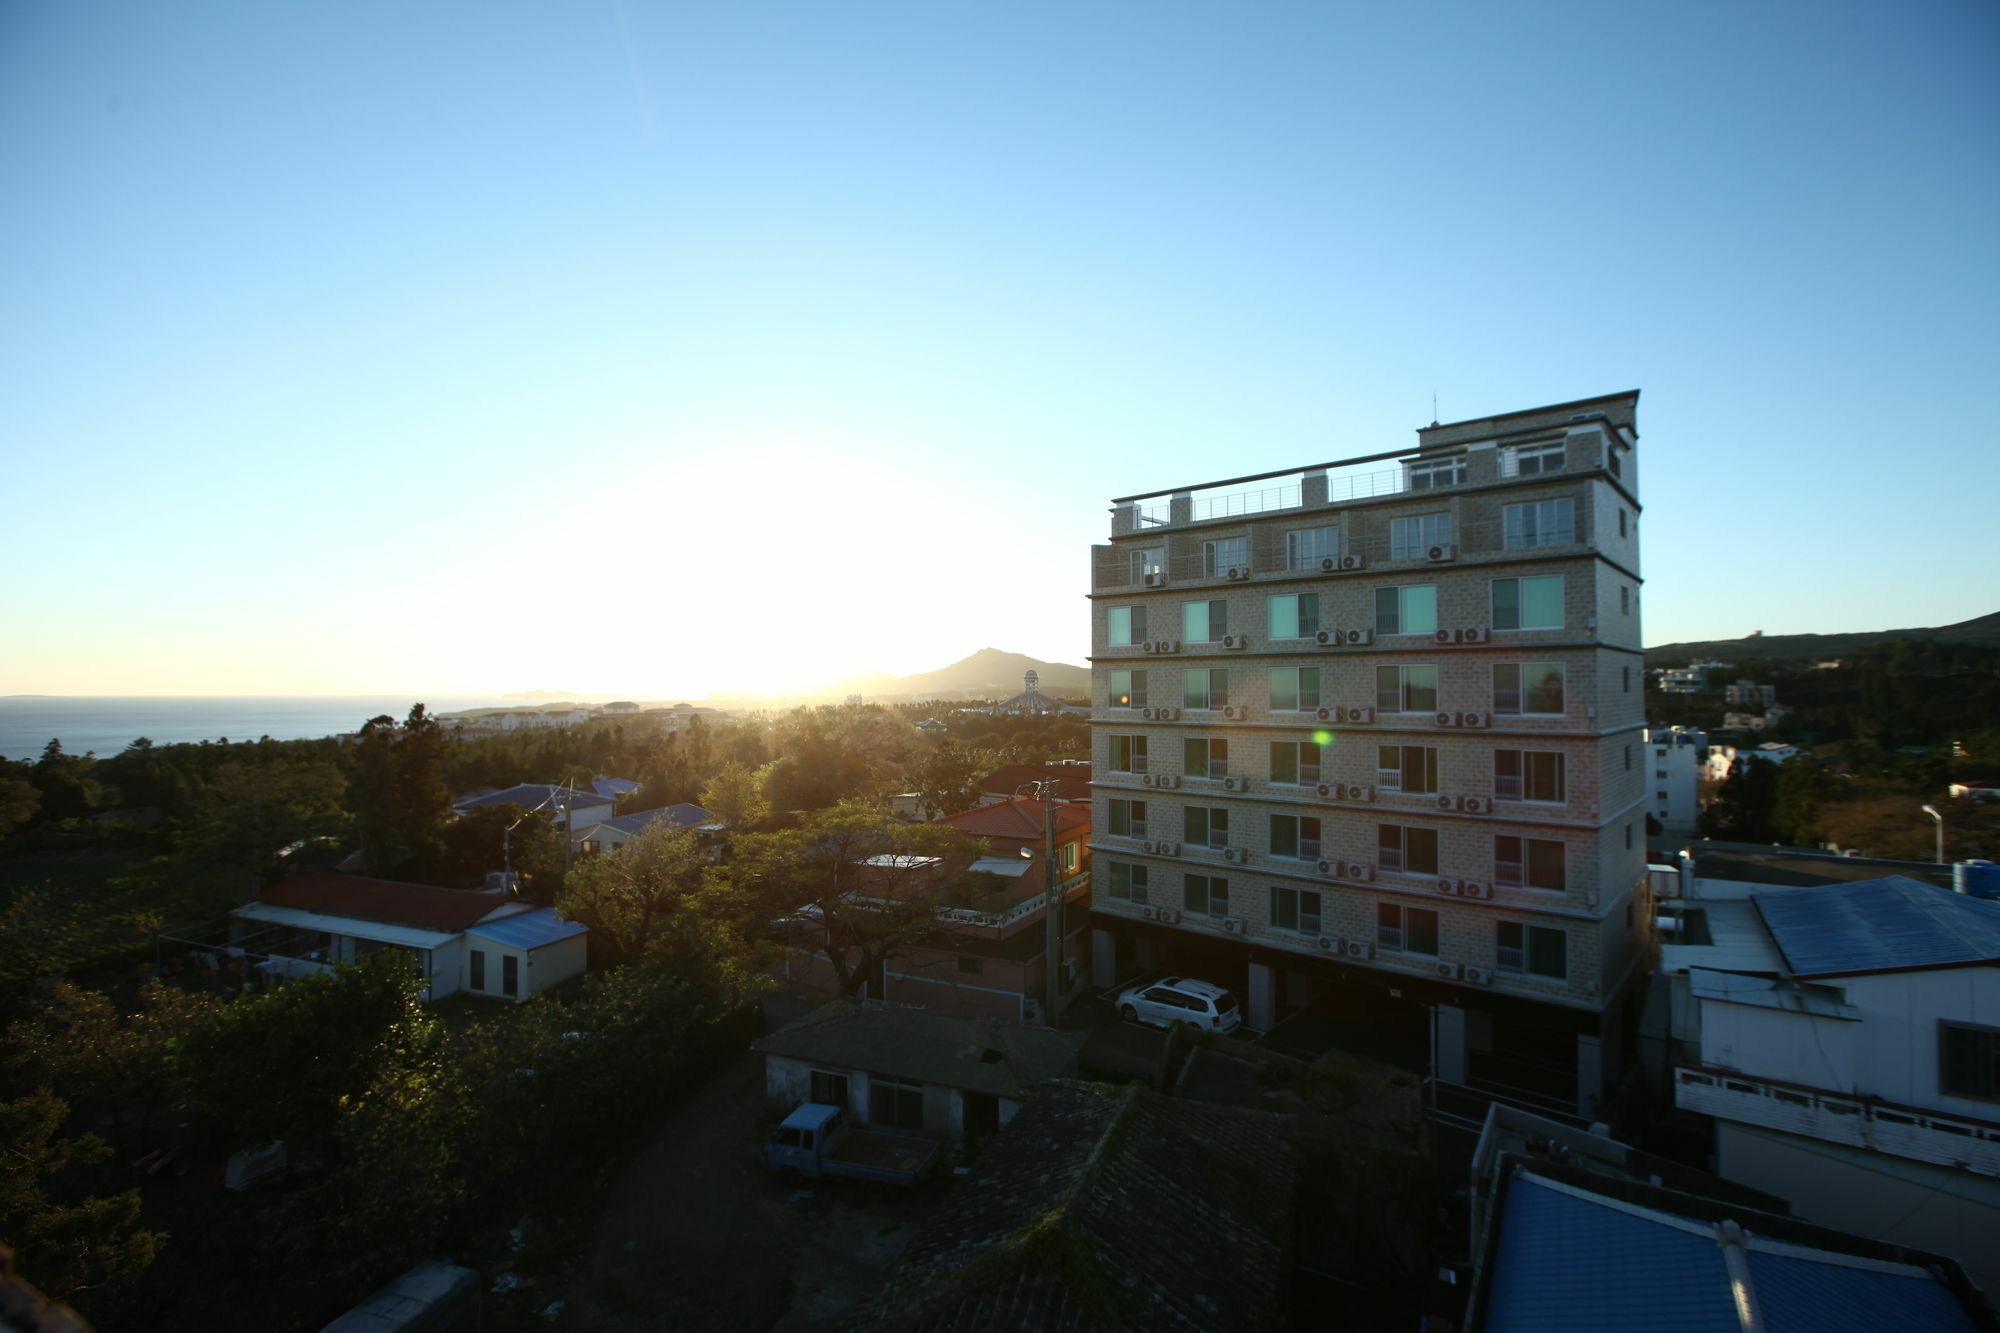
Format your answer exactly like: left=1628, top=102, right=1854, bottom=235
left=1674, top=1065, right=2000, bottom=1178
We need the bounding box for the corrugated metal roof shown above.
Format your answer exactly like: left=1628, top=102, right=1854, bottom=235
left=1685, top=967, right=1859, bottom=1020
left=1484, top=1172, right=1978, bottom=1333
left=256, top=872, right=521, bottom=932
left=1755, top=875, right=2000, bottom=978
left=463, top=907, right=588, bottom=950
left=597, top=803, right=716, bottom=837
left=752, top=1001, right=1081, bottom=1100
left=233, top=902, right=459, bottom=951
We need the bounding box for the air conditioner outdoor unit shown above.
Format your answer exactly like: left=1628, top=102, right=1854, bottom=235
left=1156, top=841, right=1180, bottom=856
left=1315, top=629, right=1336, bottom=646
left=1157, top=706, right=1180, bottom=720
left=1315, top=783, right=1336, bottom=799
left=1460, top=880, right=1491, bottom=900
left=1438, top=878, right=1459, bottom=896
left=1223, top=917, right=1245, bottom=934
left=1346, top=784, right=1374, bottom=803
left=1142, top=905, right=1160, bottom=920
left=1158, top=775, right=1180, bottom=789
left=1461, top=796, right=1490, bottom=814
left=1141, top=640, right=1159, bottom=654
left=1225, top=566, right=1248, bottom=581
left=1315, top=858, right=1340, bottom=876
left=1140, top=706, right=1157, bottom=720
left=1222, top=634, right=1247, bottom=649
left=1222, top=847, right=1247, bottom=864
left=1349, top=862, right=1375, bottom=881
left=1436, top=711, right=1459, bottom=727
left=1141, top=774, right=1158, bottom=788
left=1346, top=706, right=1374, bottom=724
left=1143, top=572, right=1166, bottom=587
left=1161, top=639, right=1181, bottom=653
left=1460, top=711, right=1486, bottom=729
left=1223, top=777, right=1247, bottom=792
left=1427, top=543, right=1457, bottom=563
left=1436, top=961, right=1463, bottom=981
left=1141, top=839, right=1159, bottom=854
left=1464, top=966, right=1492, bottom=985
left=1158, top=908, right=1181, bottom=924
left=1318, top=556, right=1339, bottom=573
left=1435, top=629, right=1458, bottom=645
left=1461, top=626, right=1489, bottom=644
left=1222, top=705, right=1246, bottom=720
left=1437, top=794, right=1460, bottom=812
left=1317, top=935, right=1340, bottom=952
left=1339, top=554, right=1366, bottom=571
left=1344, top=940, right=1373, bottom=960
left=1315, top=707, right=1337, bottom=722
left=1346, top=628, right=1373, bottom=645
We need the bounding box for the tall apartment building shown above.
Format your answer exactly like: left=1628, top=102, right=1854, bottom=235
left=1087, top=392, right=1651, bottom=1117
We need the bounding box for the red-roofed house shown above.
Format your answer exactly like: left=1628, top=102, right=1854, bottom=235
left=781, top=798, right=1092, bottom=1022
left=230, top=872, right=588, bottom=1001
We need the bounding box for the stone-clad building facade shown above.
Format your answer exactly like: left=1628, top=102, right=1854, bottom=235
left=1086, top=391, right=1651, bottom=1116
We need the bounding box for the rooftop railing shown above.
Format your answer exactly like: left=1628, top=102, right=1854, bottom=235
left=1675, top=1065, right=2000, bottom=1178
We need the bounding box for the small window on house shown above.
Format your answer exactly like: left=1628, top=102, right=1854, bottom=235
left=1618, top=509, right=1628, bottom=537
left=957, top=955, right=985, bottom=976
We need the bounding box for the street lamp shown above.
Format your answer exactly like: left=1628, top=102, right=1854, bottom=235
left=1922, top=805, right=1946, bottom=866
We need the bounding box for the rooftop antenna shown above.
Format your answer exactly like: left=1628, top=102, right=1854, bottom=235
left=1431, top=392, right=1440, bottom=428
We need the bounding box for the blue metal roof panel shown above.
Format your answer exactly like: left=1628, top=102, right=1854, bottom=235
left=454, top=784, right=614, bottom=812
left=1749, top=1247, right=1977, bottom=1333
left=1754, top=875, right=2000, bottom=977
left=463, top=907, right=588, bottom=950
left=592, top=778, right=641, bottom=798
left=599, top=803, right=716, bottom=837
left=1484, top=1176, right=1740, bottom=1333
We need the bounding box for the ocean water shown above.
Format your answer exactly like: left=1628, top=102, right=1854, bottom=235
left=0, top=696, right=513, bottom=760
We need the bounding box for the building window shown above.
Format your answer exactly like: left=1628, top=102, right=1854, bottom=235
left=1287, top=526, right=1339, bottom=568
left=1129, top=547, right=1164, bottom=583
left=1608, top=446, right=1623, bottom=478
left=1269, top=740, right=1321, bottom=786
left=1390, top=514, right=1451, bottom=561
left=1184, top=668, right=1229, bottom=710
left=1941, top=1022, right=2000, bottom=1102
left=1269, top=814, right=1322, bottom=861
left=1376, top=665, right=1439, bottom=714
left=1492, top=576, right=1564, bottom=630
left=1624, top=824, right=1633, bottom=851
left=1108, top=799, right=1147, bottom=838
left=810, top=1070, right=850, bottom=1107
left=578, top=840, right=601, bottom=856
left=1271, top=886, right=1322, bottom=935
left=1375, top=584, right=1439, bottom=635
left=1377, top=745, right=1440, bottom=794
left=1618, top=509, right=1628, bottom=537
left=1493, top=663, right=1564, bottom=715
left=1185, top=806, right=1230, bottom=850
left=1183, top=737, right=1228, bottom=779
left=1109, top=669, right=1147, bottom=708
left=1495, top=750, right=1566, bottom=802
left=1268, top=593, right=1320, bottom=640
left=1622, top=665, right=1631, bottom=692
left=1503, top=440, right=1566, bottom=476
left=1625, top=745, right=1632, bottom=772
left=1497, top=922, right=1567, bottom=979
left=1108, top=735, right=1149, bottom=773
left=1377, top=903, right=1439, bottom=955
left=1495, top=836, right=1566, bottom=891
left=1184, top=873, right=1229, bottom=918
left=1621, top=586, right=1631, bottom=615
left=1108, top=862, right=1149, bottom=903
left=1203, top=538, right=1248, bottom=577
left=957, top=954, right=985, bottom=975
left=1183, top=599, right=1228, bottom=642
left=1108, top=606, right=1147, bottom=645
left=1656, top=790, right=1668, bottom=802
left=1378, top=824, right=1439, bottom=875
left=469, top=950, right=486, bottom=991
left=1503, top=498, right=1576, bottom=550
left=502, top=955, right=519, bottom=998
left=869, top=1075, right=925, bottom=1130
left=1268, top=666, right=1322, bottom=712
left=1407, top=457, right=1465, bottom=490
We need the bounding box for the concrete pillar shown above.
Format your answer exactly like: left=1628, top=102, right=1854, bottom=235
left=1302, top=468, right=1328, bottom=507
left=1091, top=929, right=1118, bottom=989
left=1575, top=1034, right=1604, bottom=1121
left=1111, top=503, right=1138, bottom=536
left=1170, top=490, right=1194, bottom=525
left=1435, top=1004, right=1469, bottom=1085
left=1247, top=961, right=1276, bottom=1032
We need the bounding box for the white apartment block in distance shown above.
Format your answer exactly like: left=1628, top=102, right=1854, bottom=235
left=1087, top=392, right=1652, bottom=1118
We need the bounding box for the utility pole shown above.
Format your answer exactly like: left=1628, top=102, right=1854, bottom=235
left=1036, top=780, right=1064, bottom=1028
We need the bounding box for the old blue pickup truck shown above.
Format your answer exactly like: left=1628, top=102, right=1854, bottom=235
left=761, top=1103, right=940, bottom=1185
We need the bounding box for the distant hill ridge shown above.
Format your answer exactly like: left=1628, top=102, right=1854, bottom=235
left=1647, top=612, right=2000, bottom=666
left=830, top=648, right=1088, bottom=701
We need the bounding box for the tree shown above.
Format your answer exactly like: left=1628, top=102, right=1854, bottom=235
left=699, top=761, right=770, bottom=832
left=349, top=704, right=453, bottom=875
left=734, top=800, right=989, bottom=999
left=557, top=824, right=718, bottom=966
left=909, top=741, right=990, bottom=817
left=1700, top=758, right=1780, bottom=842
left=0, top=774, right=40, bottom=835
left=179, top=952, right=439, bottom=1147
left=29, top=741, right=99, bottom=824
left=435, top=803, right=563, bottom=894
left=1770, top=757, right=1838, bottom=847
left=0, top=1089, right=163, bottom=1300
left=7, top=980, right=218, bottom=1130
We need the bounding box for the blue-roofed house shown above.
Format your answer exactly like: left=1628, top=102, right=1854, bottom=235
left=460, top=907, right=590, bottom=1001
left=452, top=783, right=616, bottom=832
left=591, top=777, right=642, bottom=801
left=573, top=803, right=722, bottom=857
left=1654, top=873, right=2000, bottom=1294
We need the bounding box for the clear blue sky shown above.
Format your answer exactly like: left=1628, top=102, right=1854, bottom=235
left=4, top=1, right=1995, bottom=697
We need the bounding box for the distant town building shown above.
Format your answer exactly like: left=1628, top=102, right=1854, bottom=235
left=1704, top=742, right=1802, bottom=783
left=1724, top=679, right=1778, bottom=708
left=994, top=670, right=1088, bottom=718
left=1644, top=726, right=1704, bottom=834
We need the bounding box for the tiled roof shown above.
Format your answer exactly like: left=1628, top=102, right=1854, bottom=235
left=752, top=1002, right=1081, bottom=1101
left=1482, top=1171, right=1978, bottom=1332
left=849, top=1080, right=1295, bottom=1332
left=1754, top=875, right=2000, bottom=977
left=978, top=763, right=1092, bottom=802
left=255, top=872, right=520, bottom=933
left=596, top=804, right=718, bottom=838
left=931, top=798, right=1090, bottom=843
left=452, top=784, right=613, bottom=813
